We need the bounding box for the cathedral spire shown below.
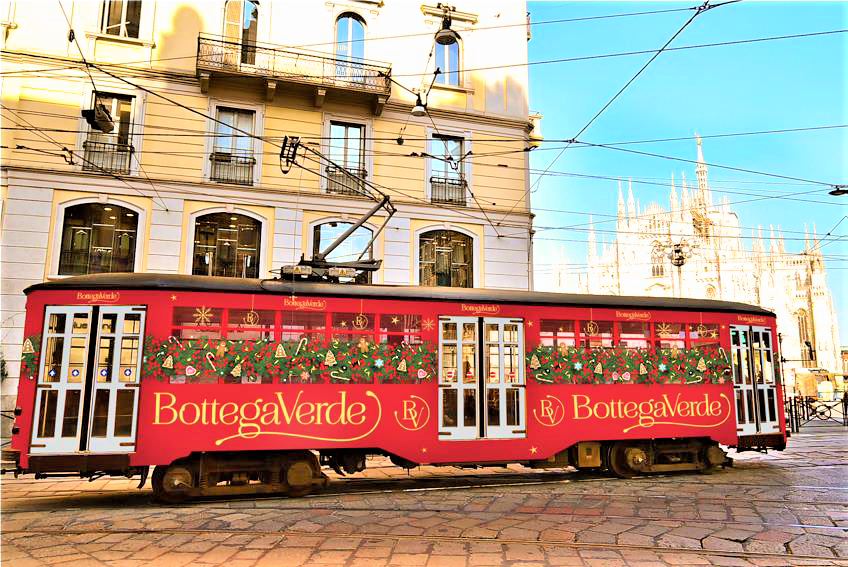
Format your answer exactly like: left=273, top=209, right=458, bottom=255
left=769, top=225, right=779, bottom=255
left=617, top=180, right=625, bottom=222
left=804, top=224, right=810, bottom=252
left=627, top=178, right=636, bottom=221
left=695, top=134, right=711, bottom=207
left=778, top=227, right=787, bottom=254
left=681, top=172, right=690, bottom=211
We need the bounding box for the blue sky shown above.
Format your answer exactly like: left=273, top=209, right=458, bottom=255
left=526, top=1, right=847, bottom=341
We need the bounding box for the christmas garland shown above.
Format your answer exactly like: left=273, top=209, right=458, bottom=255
left=142, top=335, right=437, bottom=384
left=527, top=344, right=731, bottom=385
left=20, top=336, right=40, bottom=378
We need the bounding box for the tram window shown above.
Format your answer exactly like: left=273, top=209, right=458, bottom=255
left=654, top=322, right=685, bottom=350
left=464, top=390, right=476, bottom=426
left=442, top=389, right=457, bottom=426
left=173, top=306, right=223, bottom=328
left=37, top=390, right=58, bottom=437
left=441, top=344, right=457, bottom=382
left=114, top=390, right=135, bottom=436
left=486, top=344, right=499, bottom=384
left=100, top=313, right=118, bottom=334
left=281, top=311, right=325, bottom=342
left=228, top=308, right=275, bottom=340
left=48, top=313, right=67, bottom=334
left=504, top=345, right=520, bottom=383
left=506, top=389, right=520, bottom=426
left=123, top=313, right=141, bottom=334
left=462, top=344, right=476, bottom=383
left=43, top=337, right=64, bottom=383
left=487, top=389, right=499, bottom=426
left=69, top=337, right=87, bottom=383
left=579, top=321, right=613, bottom=348
left=119, top=337, right=139, bottom=382
left=97, top=338, right=115, bottom=382
left=91, top=390, right=109, bottom=437
left=442, top=322, right=457, bottom=341
left=689, top=323, right=719, bottom=341
left=61, top=390, right=81, bottom=437
left=333, top=312, right=375, bottom=331
left=540, top=320, right=576, bottom=347
left=619, top=322, right=649, bottom=349
left=485, top=324, right=499, bottom=343
left=72, top=314, right=89, bottom=334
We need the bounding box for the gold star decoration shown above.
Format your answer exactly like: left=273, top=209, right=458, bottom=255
left=170, top=294, right=177, bottom=301
left=530, top=447, right=538, bottom=454
left=193, top=306, right=214, bottom=326
left=391, top=316, right=400, bottom=324
left=340, top=321, right=347, bottom=327
left=421, top=447, right=428, bottom=453
left=708, top=329, right=719, bottom=339
left=528, top=321, right=534, bottom=327
left=422, top=318, right=435, bottom=331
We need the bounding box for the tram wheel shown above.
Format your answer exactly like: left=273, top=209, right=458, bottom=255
left=608, top=442, right=645, bottom=479
left=152, top=464, right=194, bottom=503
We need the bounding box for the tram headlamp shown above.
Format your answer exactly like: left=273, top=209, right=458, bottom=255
left=13, top=407, right=22, bottom=416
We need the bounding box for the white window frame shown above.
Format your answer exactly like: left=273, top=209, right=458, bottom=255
left=93, top=0, right=156, bottom=43
left=413, top=224, right=480, bottom=287
left=308, top=216, right=382, bottom=265
left=334, top=10, right=367, bottom=61
left=184, top=207, right=269, bottom=279
left=434, top=36, right=462, bottom=87
left=320, top=112, right=373, bottom=193
left=49, top=197, right=147, bottom=279
left=425, top=126, right=472, bottom=205
left=77, top=84, right=145, bottom=177
left=204, top=99, right=265, bottom=187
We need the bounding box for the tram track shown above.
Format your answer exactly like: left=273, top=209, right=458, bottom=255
left=3, top=527, right=845, bottom=565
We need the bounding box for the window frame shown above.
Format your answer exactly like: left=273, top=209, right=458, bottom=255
left=415, top=227, right=477, bottom=288
left=191, top=212, right=262, bottom=279
left=49, top=197, right=146, bottom=279
left=320, top=113, right=374, bottom=194
left=76, top=85, right=145, bottom=177
left=308, top=216, right=382, bottom=283
left=425, top=127, right=472, bottom=205
left=335, top=12, right=366, bottom=62
left=434, top=36, right=461, bottom=87
left=184, top=207, right=269, bottom=279
left=101, top=0, right=143, bottom=39
left=204, top=99, right=264, bottom=186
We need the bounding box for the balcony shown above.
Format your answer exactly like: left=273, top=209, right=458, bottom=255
left=196, top=34, right=392, bottom=115
left=82, top=140, right=134, bottom=174
left=326, top=165, right=367, bottom=196
left=210, top=152, right=256, bottom=186
left=430, top=176, right=467, bottom=206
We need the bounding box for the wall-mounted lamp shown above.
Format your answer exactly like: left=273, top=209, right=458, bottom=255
left=435, top=7, right=459, bottom=46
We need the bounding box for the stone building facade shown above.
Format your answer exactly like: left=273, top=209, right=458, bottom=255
left=552, top=138, right=841, bottom=389
left=1, top=1, right=538, bottom=414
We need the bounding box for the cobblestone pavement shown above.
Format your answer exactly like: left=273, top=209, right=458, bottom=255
left=2, top=426, right=846, bottom=566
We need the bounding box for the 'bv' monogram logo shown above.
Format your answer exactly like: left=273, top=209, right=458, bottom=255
left=533, top=395, right=565, bottom=427
left=394, top=395, right=430, bottom=431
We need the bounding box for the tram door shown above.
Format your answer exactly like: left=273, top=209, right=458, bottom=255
left=438, top=316, right=526, bottom=440
left=31, top=306, right=146, bottom=454
left=730, top=325, right=780, bottom=436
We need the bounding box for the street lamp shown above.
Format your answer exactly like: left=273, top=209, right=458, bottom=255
left=655, top=238, right=697, bottom=298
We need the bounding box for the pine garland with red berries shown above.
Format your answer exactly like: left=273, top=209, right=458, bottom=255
left=142, top=336, right=437, bottom=384
left=527, top=345, right=730, bottom=385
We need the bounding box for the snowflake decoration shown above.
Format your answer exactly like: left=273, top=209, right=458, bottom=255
left=422, top=318, right=435, bottom=331
left=374, top=359, right=384, bottom=368
left=658, top=363, right=667, bottom=372
left=656, top=323, right=673, bottom=338
left=194, top=306, right=214, bottom=326
left=574, top=362, right=583, bottom=371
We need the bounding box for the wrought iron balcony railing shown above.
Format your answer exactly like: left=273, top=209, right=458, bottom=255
left=326, top=165, right=367, bottom=196
left=197, top=34, right=392, bottom=96
left=82, top=140, right=134, bottom=174
left=210, top=152, right=256, bottom=186
left=430, top=176, right=467, bottom=206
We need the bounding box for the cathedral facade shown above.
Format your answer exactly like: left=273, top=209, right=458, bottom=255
left=553, top=138, right=841, bottom=388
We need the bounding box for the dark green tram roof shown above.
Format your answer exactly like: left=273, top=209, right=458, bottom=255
left=25, top=273, right=774, bottom=316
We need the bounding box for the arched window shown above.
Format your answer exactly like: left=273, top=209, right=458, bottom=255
left=313, top=221, right=373, bottom=283
left=192, top=213, right=260, bottom=278
left=420, top=230, right=472, bottom=288
left=59, top=203, right=138, bottom=275
left=650, top=243, right=665, bottom=278
left=435, top=36, right=460, bottom=86
left=335, top=13, right=365, bottom=83
left=796, top=309, right=815, bottom=367
left=224, top=0, right=259, bottom=64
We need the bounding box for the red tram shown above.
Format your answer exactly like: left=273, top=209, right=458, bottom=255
left=5, top=273, right=787, bottom=501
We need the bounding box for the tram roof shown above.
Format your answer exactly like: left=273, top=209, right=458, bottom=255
left=25, top=273, right=774, bottom=316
